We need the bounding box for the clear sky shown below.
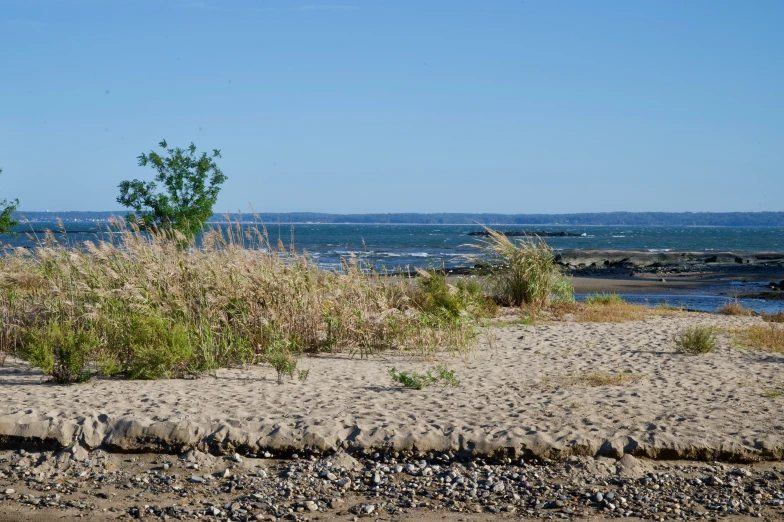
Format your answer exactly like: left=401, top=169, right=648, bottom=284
left=1, top=1, right=782, bottom=213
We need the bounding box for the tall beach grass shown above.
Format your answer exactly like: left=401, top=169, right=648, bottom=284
left=0, top=217, right=480, bottom=382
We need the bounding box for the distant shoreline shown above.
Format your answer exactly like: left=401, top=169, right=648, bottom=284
left=8, top=220, right=784, bottom=228
left=9, top=210, right=784, bottom=227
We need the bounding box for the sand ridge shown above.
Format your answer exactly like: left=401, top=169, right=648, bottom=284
left=1, top=313, right=783, bottom=460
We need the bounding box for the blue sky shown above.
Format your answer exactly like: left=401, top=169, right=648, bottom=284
left=1, top=0, right=782, bottom=213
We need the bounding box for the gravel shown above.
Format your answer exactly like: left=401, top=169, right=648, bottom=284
left=2, top=448, right=784, bottom=520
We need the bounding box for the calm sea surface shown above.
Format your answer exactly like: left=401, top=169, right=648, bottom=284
left=2, top=222, right=783, bottom=313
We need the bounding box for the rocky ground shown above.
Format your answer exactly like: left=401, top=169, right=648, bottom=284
left=3, top=448, right=784, bottom=521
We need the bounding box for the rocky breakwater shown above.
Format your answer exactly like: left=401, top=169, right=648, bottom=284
left=556, top=250, right=784, bottom=274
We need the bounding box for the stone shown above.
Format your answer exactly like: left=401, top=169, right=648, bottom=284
left=323, top=450, right=361, bottom=471
left=616, top=454, right=652, bottom=479
left=70, top=445, right=89, bottom=461
left=304, top=501, right=318, bottom=512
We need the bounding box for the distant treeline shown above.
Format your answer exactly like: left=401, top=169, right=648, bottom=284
left=10, top=211, right=784, bottom=227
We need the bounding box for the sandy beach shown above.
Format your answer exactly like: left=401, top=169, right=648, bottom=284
left=2, top=312, right=784, bottom=520
left=2, top=313, right=781, bottom=461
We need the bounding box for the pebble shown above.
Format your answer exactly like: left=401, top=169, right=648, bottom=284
left=1, top=448, right=783, bottom=521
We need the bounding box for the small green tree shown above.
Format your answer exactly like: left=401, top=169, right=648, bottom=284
left=117, top=140, right=226, bottom=241
left=0, top=168, right=19, bottom=234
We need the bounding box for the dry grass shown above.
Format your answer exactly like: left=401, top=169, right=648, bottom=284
left=674, top=326, right=717, bottom=354
left=762, top=311, right=784, bottom=323
left=564, top=371, right=642, bottom=387
left=734, top=324, right=784, bottom=353
left=471, top=228, right=565, bottom=310
left=547, top=300, right=651, bottom=323
left=718, top=301, right=754, bottom=316
left=0, top=218, right=481, bottom=380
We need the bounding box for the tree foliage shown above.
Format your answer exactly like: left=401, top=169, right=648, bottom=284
left=0, top=168, right=19, bottom=234
left=117, top=140, right=226, bottom=241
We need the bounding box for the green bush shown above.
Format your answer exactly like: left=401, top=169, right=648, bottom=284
left=585, top=292, right=625, bottom=305
left=551, top=275, right=575, bottom=303
left=411, top=269, right=494, bottom=321
left=120, top=315, right=195, bottom=379
left=675, top=326, right=717, bottom=354
left=22, top=322, right=97, bottom=384
left=388, top=364, right=461, bottom=390
left=265, top=339, right=300, bottom=383
left=474, top=229, right=561, bottom=309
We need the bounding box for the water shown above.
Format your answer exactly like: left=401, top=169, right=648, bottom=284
left=4, top=223, right=782, bottom=270
left=2, top=222, right=783, bottom=312
left=575, top=293, right=783, bottom=314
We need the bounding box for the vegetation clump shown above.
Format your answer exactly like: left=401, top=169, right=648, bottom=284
left=675, top=326, right=718, bottom=354
left=117, top=140, right=227, bottom=241
left=22, top=321, right=97, bottom=384
left=584, top=292, right=625, bottom=305
left=548, top=294, right=651, bottom=323
left=473, top=228, right=570, bottom=311
left=388, top=364, right=460, bottom=390
left=736, top=324, right=784, bottom=353
left=762, top=311, right=784, bottom=323
left=718, top=301, right=754, bottom=316
left=0, top=168, right=19, bottom=234
left=0, top=218, right=482, bottom=381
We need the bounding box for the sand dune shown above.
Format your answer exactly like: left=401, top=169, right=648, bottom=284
left=2, top=313, right=782, bottom=461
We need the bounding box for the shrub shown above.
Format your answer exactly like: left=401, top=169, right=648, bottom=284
left=117, top=140, right=226, bottom=242
left=474, top=228, right=562, bottom=310
left=737, top=324, right=784, bottom=352
left=22, top=322, right=97, bottom=384
left=762, top=311, right=784, bottom=323
left=551, top=275, right=575, bottom=303
left=121, top=316, right=195, bottom=379
left=410, top=269, right=492, bottom=321
left=265, top=339, right=300, bottom=383
left=0, top=168, right=19, bottom=234
left=0, top=217, right=482, bottom=381
left=585, top=293, right=625, bottom=305
left=388, top=364, right=460, bottom=390
left=718, top=301, right=754, bottom=316
left=675, top=326, right=717, bottom=354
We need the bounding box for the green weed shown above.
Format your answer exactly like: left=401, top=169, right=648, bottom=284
left=675, top=326, right=717, bottom=354
left=388, top=364, right=461, bottom=390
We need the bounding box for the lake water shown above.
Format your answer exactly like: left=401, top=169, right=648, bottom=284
left=3, top=222, right=782, bottom=270
left=2, top=222, right=783, bottom=313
